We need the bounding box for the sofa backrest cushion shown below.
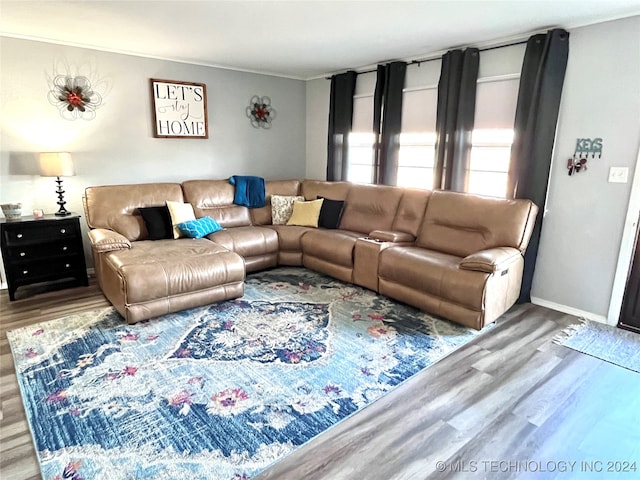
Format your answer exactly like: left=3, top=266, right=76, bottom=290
left=391, top=188, right=432, bottom=236
left=301, top=180, right=351, bottom=202
left=416, top=190, right=538, bottom=257
left=84, top=183, right=184, bottom=241
left=340, top=184, right=404, bottom=234
left=251, top=179, right=301, bottom=225
left=182, top=180, right=251, bottom=228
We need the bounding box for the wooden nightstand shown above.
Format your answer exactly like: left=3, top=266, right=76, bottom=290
left=1, top=214, right=88, bottom=300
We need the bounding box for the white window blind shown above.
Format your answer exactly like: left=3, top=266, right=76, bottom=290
left=401, top=88, right=438, bottom=133
left=349, top=97, right=375, bottom=183
left=468, top=77, right=520, bottom=197
left=474, top=78, right=519, bottom=130
left=398, top=88, right=437, bottom=189
left=467, top=42, right=524, bottom=198
left=352, top=96, right=373, bottom=133
left=396, top=61, right=440, bottom=189
left=348, top=72, right=376, bottom=184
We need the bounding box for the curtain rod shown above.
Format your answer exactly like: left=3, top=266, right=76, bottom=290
left=325, top=39, right=529, bottom=79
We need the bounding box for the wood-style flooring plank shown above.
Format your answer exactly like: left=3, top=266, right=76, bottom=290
left=1, top=278, right=639, bottom=480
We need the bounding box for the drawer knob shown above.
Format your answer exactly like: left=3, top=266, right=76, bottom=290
left=22, top=270, right=28, bottom=275
left=20, top=252, right=26, bottom=257
left=60, top=228, right=66, bottom=234
left=17, top=233, right=23, bottom=239
left=62, top=246, right=68, bottom=251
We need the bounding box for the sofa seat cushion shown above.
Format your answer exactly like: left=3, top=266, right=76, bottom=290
left=266, top=225, right=314, bottom=252
left=208, top=226, right=278, bottom=258
left=104, top=239, right=245, bottom=304
left=302, top=229, right=362, bottom=268
left=378, top=246, right=489, bottom=310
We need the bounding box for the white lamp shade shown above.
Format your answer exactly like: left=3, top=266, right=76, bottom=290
left=39, top=152, right=75, bottom=177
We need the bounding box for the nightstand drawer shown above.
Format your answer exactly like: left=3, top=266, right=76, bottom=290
left=10, top=257, right=83, bottom=281
left=5, top=241, right=79, bottom=261
left=3, top=221, right=80, bottom=246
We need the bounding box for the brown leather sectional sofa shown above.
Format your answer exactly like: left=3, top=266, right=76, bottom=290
left=83, top=179, right=538, bottom=330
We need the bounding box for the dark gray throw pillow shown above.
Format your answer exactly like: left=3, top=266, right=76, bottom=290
left=139, top=206, right=173, bottom=240
left=317, top=197, right=345, bottom=229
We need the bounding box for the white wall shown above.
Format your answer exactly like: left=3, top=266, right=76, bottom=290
left=304, top=16, right=640, bottom=321
left=531, top=16, right=640, bottom=320
left=305, top=78, right=329, bottom=179
left=0, top=37, right=306, bottom=268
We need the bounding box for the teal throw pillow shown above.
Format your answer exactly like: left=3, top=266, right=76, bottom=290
left=177, top=216, right=222, bottom=239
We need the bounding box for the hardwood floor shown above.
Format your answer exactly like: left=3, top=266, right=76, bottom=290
left=1, top=279, right=639, bottom=479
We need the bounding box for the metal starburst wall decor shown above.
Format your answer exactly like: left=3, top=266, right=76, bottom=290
left=246, top=95, right=276, bottom=129
left=48, top=75, right=103, bottom=121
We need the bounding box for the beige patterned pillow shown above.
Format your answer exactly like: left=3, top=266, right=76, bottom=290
left=271, top=195, right=305, bottom=225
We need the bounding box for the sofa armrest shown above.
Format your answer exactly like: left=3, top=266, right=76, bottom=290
left=459, top=247, right=521, bottom=273
left=88, top=228, right=132, bottom=253
left=369, top=230, right=416, bottom=243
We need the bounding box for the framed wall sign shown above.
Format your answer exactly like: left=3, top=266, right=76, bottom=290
left=150, top=78, right=208, bottom=138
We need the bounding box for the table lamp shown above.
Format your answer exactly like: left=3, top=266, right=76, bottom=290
left=39, top=152, right=75, bottom=216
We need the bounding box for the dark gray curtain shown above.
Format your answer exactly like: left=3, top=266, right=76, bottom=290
left=508, top=29, right=569, bottom=303
left=433, top=48, right=479, bottom=191
left=372, top=65, right=386, bottom=183
left=375, top=61, right=407, bottom=185
left=327, top=71, right=357, bottom=181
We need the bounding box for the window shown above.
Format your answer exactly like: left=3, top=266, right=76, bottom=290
left=344, top=63, right=520, bottom=194
left=397, top=82, right=438, bottom=189
left=347, top=73, right=376, bottom=184
left=347, top=132, right=437, bottom=187
left=397, top=133, right=436, bottom=189
left=469, top=77, right=519, bottom=197
left=468, top=129, right=514, bottom=198
left=347, top=132, right=375, bottom=183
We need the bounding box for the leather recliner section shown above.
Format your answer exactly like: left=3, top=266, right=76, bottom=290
left=84, top=183, right=184, bottom=241
left=84, top=178, right=538, bottom=330
left=183, top=180, right=279, bottom=271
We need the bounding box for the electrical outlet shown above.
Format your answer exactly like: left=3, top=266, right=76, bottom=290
left=609, top=167, right=629, bottom=183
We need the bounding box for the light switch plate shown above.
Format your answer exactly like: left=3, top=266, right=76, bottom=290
left=609, top=167, right=629, bottom=183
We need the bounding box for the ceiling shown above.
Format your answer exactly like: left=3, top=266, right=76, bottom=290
left=1, top=1, right=639, bottom=79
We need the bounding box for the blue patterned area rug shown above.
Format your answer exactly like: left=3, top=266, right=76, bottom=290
left=554, top=319, right=640, bottom=373
left=8, top=267, right=480, bottom=480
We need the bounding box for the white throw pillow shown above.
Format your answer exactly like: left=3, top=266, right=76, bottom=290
left=271, top=195, right=305, bottom=225
left=166, top=201, right=196, bottom=239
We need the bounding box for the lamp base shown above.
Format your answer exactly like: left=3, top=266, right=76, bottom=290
left=53, top=176, right=71, bottom=217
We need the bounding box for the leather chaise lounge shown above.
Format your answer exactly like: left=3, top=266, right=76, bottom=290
left=83, top=179, right=538, bottom=330
left=83, top=183, right=246, bottom=323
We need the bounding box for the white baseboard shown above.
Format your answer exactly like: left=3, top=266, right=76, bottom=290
left=531, top=296, right=610, bottom=325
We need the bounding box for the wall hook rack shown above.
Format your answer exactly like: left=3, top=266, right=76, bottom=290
left=568, top=137, right=602, bottom=175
